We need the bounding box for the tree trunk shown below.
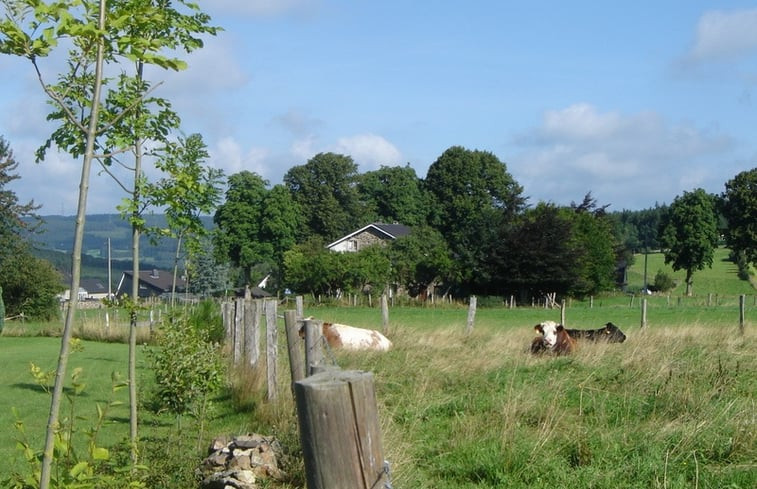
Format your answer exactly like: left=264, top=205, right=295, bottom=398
left=39, top=3, right=107, bottom=488
left=128, top=60, right=146, bottom=465
left=171, top=231, right=183, bottom=308
left=685, top=269, right=693, bottom=297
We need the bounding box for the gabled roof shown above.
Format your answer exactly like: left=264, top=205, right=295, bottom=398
left=326, top=222, right=411, bottom=249
left=118, top=269, right=186, bottom=294
left=79, top=278, right=109, bottom=295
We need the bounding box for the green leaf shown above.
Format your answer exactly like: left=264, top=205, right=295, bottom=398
left=69, top=460, right=90, bottom=479
left=91, top=446, right=109, bottom=461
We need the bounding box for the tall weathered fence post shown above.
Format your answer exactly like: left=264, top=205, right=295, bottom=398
left=265, top=299, right=278, bottom=401
left=466, top=295, right=477, bottom=335
left=381, top=293, right=389, bottom=335
left=304, top=318, right=324, bottom=376
left=222, top=301, right=232, bottom=341
left=641, top=298, right=648, bottom=329
left=294, top=370, right=388, bottom=489
left=560, top=300, right=566, bottom=326
left=296, top=295, right=304, bottom=318
left=233, top=297, right=245, bottom=364
left=284, top=310, right=305, bottom=393
left=739, top=294, right=745, bottom=335
left=244, top=299, right=260, bottom=367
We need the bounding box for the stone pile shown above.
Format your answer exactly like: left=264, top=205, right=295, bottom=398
left=197, top=433, right=286, bottom=489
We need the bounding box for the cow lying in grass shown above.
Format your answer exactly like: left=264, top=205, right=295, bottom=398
left=300, top=319, right=393, bottom=351
left=530, top=320, right=576, bottom=355
left=565, top=322, right=626, bottom=343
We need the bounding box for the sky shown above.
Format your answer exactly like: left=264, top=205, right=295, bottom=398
left=2, top=0, right=757, bottom=215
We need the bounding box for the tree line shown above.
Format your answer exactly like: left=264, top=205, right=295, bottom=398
left=210, top=149, right=757, bottom=302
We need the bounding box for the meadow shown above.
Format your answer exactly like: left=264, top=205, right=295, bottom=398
left=0, top=248, right=755, bottom=488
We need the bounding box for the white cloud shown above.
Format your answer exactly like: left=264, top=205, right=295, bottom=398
left=211, top=136, right=269, bottom=177
left=688, top=8, right=757, bottom=62
left=510, top=104, right=736, bottom=209
left=332, top=134, right=403, bottom=171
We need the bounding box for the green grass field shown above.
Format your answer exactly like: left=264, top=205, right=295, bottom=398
left=1, top=248, right=754, bottom=487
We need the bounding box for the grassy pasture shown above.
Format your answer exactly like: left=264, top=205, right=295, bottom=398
left=2, top=306, right=754, bottom=488
left=0, top=247, right=754, bottom=487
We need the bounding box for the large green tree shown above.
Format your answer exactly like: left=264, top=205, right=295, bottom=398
left=0, top=136, right=39, bottom=240
left=214, top=172, right=301, bottom=287
left=284, top=152, right=363, bottom=241
left=425, top=146, right=525, bottom=294
left=387, top=226, right=453, bottom=298
left=719, top=168, right=757, bottom=269
left=567, top=196, right=618, bottom=297
left=659, top=188, right=719, bottom=296
left=357, top=164, right=428, bottom=226
left=0, top=137, right=62, bottom=320
left=492, top=203, right=579, bottom=301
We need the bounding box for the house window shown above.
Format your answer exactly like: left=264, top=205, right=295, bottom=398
left=347, top=239, right=358, bottom=251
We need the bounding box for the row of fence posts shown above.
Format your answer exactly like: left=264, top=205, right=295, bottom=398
left=222, top=293, right=390, bottom=489
left=467, top=294, right=749, bottom=336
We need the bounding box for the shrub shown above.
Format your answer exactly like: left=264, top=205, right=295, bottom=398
left=187, top=299, right=225, bottom=343
left=653, top=269, right=676, bottom=292
left=145, top=313, right=226, bottom=417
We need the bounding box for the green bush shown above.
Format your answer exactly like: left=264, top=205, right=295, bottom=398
left=146, top=313, right=225, bottom=417
left=187, top=299, right=225, bottom=344
left=653, top=269, right=676, bottom=292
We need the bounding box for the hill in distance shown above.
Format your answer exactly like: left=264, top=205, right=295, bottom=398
left=26, top=214, right=213, bottom=283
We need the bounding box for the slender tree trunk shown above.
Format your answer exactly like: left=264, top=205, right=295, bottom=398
left=171, top=231, right=183, bottom=308
left=128, top=59, right=145, bottom=465
left=39, top=3, right=107, bottom=488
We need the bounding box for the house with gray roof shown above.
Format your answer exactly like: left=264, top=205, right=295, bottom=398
left=326, top=223, right=411, bottom=252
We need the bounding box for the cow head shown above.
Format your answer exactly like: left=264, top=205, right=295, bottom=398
left=534, top=320, right=559, bottom=348
left=603, top=322, right=627, bottom=343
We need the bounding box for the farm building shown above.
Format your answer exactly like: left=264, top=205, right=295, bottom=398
left=326, top=223, right=411, bottom=252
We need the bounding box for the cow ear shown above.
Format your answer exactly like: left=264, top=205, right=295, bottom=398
left=534, top=325, right=543, bottom=334
left=556, top=325, right=564, bottom=332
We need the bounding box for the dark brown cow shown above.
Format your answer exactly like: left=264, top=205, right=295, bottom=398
left=565, top=322, right=626, bottom=343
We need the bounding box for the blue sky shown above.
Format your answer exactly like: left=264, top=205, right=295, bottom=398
left=2, top=0, right=757, bottom=215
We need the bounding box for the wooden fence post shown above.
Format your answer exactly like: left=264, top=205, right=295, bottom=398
left=641, top=298, right=648, bottom=329
left=284, top=310, right=305, bottom=393
left=296, top=295, right=304, bottom=319
left=233, top=297, right=244, bottom=365
left=222, top=301, right=232, bottom=341
left=294, top=369, right=387, bottom=489
left=304, top=319, right=324, bottom=376
left=739, top=294, right=745, bottom=336
left=265, top=299, right=278, bottom=401
left=244, top=299, right=259, bottom=368
left=466, top=296, right=477, bottom=335
left=381, top=294, right=389, bottom=335
left=560, top=300, right=566, bottom=326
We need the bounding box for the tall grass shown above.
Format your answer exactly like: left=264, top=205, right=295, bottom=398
left=330, top=322, right=755, bottom=488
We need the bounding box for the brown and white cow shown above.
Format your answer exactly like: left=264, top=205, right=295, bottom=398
left=301, top=319, right=392, bottom=351
left=530, top=320, right=576, bottom=355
